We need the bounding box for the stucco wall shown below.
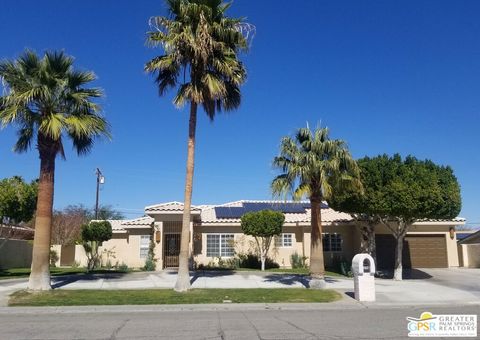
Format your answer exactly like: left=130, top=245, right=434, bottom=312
left=0, top=238, right=32, bottom=269
left=193, top=224, right=354, bottom=268
left=53, top=227, right=154, bottom=269
left=459, top=243, right=480, bottom=268
left=50, top=220, right=460, bottom=270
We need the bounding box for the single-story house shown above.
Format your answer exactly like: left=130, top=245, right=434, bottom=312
left=55, top=200, right=465, bottom=270
left=457, top=229, right=480, bottom=268
left=0, top=224, right=34, bottom=269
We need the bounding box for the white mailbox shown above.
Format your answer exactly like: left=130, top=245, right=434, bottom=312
left=351, top=253, right=376, bottom=302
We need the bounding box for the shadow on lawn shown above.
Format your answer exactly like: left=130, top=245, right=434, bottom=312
left=51, top=272, right=128, bottom=289
left=263, top=274, right=310, bottom=288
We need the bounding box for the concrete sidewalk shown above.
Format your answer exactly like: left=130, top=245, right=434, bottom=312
left=0, top=270, right=351, bottom=291
left=1, top=269, right=479, bottom=307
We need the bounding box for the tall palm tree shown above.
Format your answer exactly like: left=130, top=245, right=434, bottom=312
left=0, top=50, right=109, bottom=290
left=145, top=0, right=250, bottom=292
left=272, top=125, right=361, bottom=288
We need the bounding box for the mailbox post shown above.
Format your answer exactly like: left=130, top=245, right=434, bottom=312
left=351, top=253, right=376, bottom=302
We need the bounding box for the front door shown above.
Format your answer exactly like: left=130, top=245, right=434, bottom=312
left=163, top=233, right=180, bottom=268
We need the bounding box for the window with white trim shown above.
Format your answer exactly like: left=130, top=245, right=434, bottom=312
left=140, top=235, right=150, bottom=258
left=275, top=233, right=293, bottom=247
left=206, top=234, right=234, bottom=257
left=322, top=233, right=342, bottom=252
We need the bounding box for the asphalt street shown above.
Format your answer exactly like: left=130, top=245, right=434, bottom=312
left=0, top=305, right=478, bottom=340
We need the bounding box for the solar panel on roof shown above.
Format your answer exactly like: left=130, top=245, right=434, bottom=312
left=214, top=207, right=245, bottom=219
left=242, top=202, right=308, bottom=213
left=214, top=202, right=328, bottom=219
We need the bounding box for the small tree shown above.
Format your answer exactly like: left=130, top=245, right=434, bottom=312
left=88, top=204, right=125, bottom=221
left=0, top=176, right=38, bottom=249
left=81, top=221, right=112, bottom=271
left=0, top=176, right=38, bottom=225
left=144, top=222, right=157, bottom=271
left=240, top=210, right=285, bottom=271
left=330, top=154, right=461, bottom=280
left=51, top=205, right=89, bottom=245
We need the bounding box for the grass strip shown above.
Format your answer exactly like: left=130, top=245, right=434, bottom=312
left=0, top=267, right=130, bottom=280
left=9, top=288, right=341, bottom=306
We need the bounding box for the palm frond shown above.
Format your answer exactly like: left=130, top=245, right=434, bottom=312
left=272, top=124, right=362, bottom=201
left=145, top=0, right=250, bottom=120
left=0, top=49, right=108, bottom=158
left=13, top=125, right=35, bottom=153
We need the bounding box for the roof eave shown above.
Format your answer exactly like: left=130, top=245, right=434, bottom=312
left=412, top=220, right=466, bottom=226
left=146, top=210, right=201, bottom=215
left=196, top=220, right=352, bottom=227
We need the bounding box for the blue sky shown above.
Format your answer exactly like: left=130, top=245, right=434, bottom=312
left=0, top=1, right=478, bottom=226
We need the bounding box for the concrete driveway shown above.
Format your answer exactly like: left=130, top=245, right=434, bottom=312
left=371, top=268, right=480, bottom=305
left=1, top=268, right=479, bottom=306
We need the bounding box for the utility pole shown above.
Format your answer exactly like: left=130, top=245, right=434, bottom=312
left=95, top=168, right=105, bottom=220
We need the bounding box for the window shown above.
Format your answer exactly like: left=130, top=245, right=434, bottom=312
left=140, top=235, right=150, bottom=258
left=275, top=233, right=293, bottom=247
left=322, top=233, right=342, bottom=252
left=206, top=234, right=234, bottom=257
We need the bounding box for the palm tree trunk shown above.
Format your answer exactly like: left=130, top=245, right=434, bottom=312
left=394, top=235, right=403, bottom=281
left=28, top=143, right=56, bottom=290
left=174, top=101, right=197, bottom=292
left=309, top=198, right=326, bottom=289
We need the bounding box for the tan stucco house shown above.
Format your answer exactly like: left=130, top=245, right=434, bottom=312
left=55, top=200, right=466, bottom=270
left=458, top=229, right=480, bottom=268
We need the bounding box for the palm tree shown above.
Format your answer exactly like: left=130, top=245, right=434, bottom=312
left=145, top=0, right=251, bottom=292
left=272, top=125, right=361, bottom=288
left=0, top=50, right=109, bottom=290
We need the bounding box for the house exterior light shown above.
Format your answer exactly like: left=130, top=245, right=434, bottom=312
left=449, top=227, right=455, bottom=240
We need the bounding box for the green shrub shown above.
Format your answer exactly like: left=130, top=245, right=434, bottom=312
left=143, top=258, right=156, bottom=271
left=71, top=261, right=80, bottom=269
left=236, top=253, right=279, bottom=269
left=290, top=252, right=308, bottom=269
left=49, top=249, right=59, bottom=267
left=197, top=257, right=236, bottom=270
left=104, top=260, right=113, bottom=270
left=327, top=257, right=353, bottom=277
left=196, top=253, right=280, bottom=271
left=117, top=262, right=129, bottom=273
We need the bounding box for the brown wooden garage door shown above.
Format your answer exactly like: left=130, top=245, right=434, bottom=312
left=376, top=234, right=448, bottom=269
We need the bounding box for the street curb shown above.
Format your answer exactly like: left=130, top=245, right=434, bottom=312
left=2, top=302, right=480, bottom=314
left=0, top=302, right=365, bottom=314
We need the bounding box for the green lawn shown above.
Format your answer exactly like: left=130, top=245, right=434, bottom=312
left=0, top=267, right=128, bottom=280
left=9, top=288, right=342, bottom=306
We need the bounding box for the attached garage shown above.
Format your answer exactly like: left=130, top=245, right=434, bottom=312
left=376, top=234, right=448, bottom=269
